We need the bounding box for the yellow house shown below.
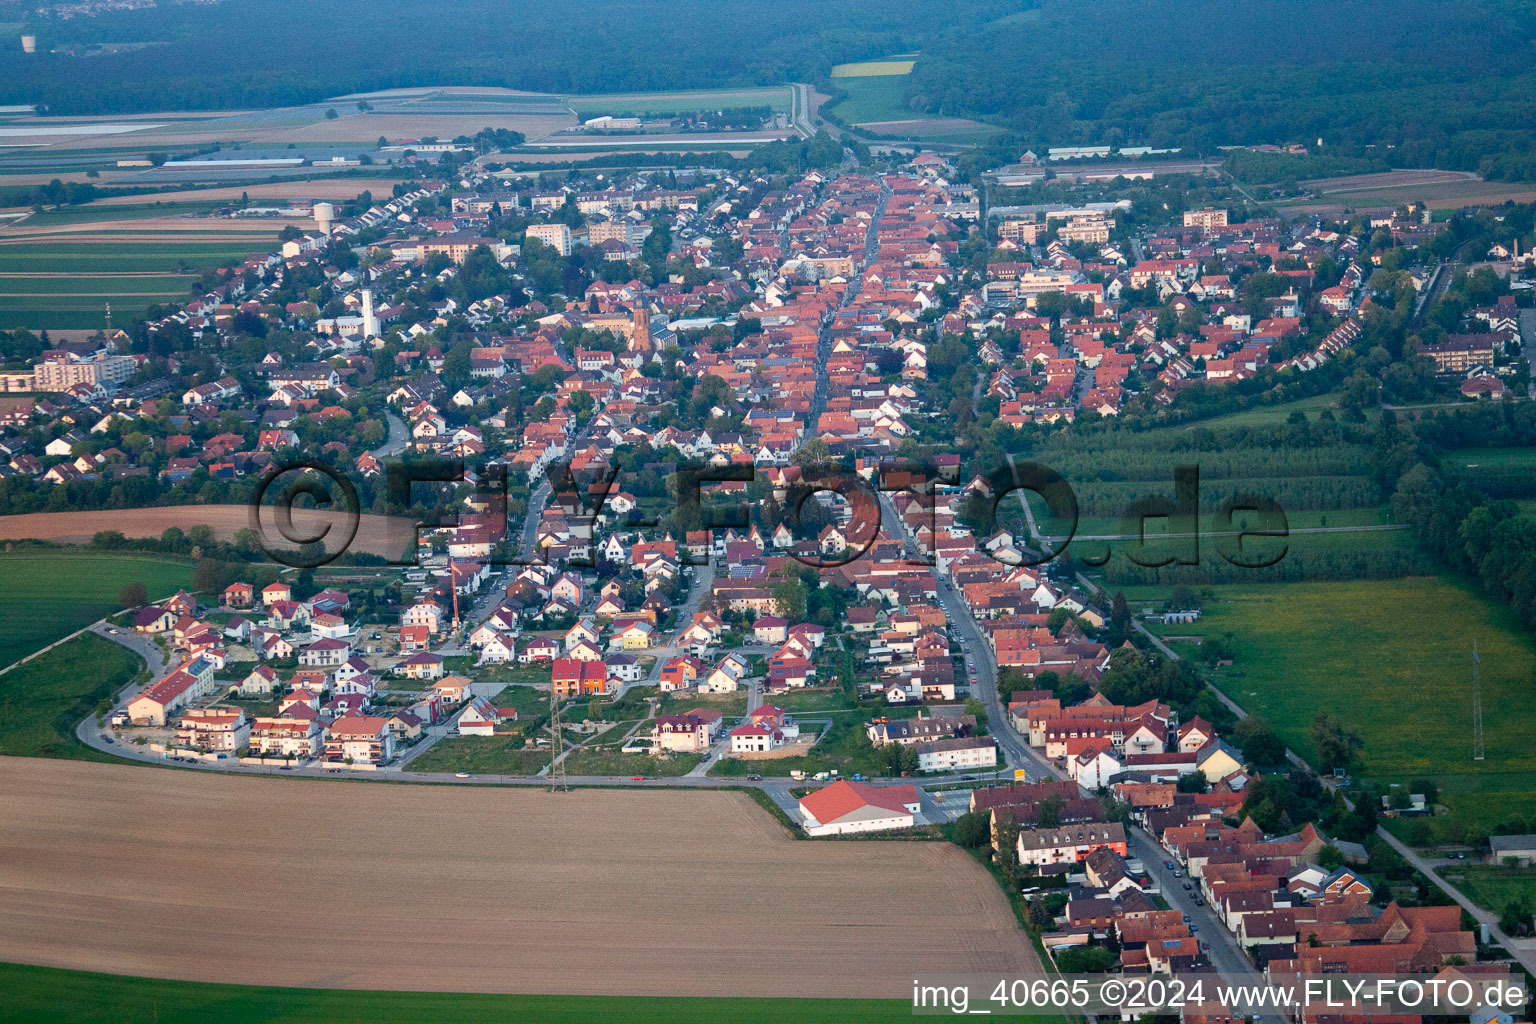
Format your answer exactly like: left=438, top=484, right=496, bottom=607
left=1195, top=741, right=1244, bottom=785
left=618, top=621, right=655, bottom=650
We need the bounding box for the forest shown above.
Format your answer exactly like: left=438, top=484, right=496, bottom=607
left=5, top=1, right=1536, bottom=176
left=0, top=0, right=945, bottom=113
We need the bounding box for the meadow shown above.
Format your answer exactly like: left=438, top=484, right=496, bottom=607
left=1437, top=864, right=1536, bottom=914
left=0, top=550, right=193, bottom=668
left=826, top=75, right=922, bottom=124
left=0, top=632, right=144, bottom=759
left=405, top=736, right=551, bottom=775
left=1190, top=390, right=1352, bottom=429
left=0, top=963, right=909, bottom=1024
left=1146, top=577, right=1536, bottom=836
left=561, top=748, right=703, bottom=776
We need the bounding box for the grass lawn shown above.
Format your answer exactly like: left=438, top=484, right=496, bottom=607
left=0, top=632, right=144, bottom=760
left=561, top=748, right=701, bottom=777
left=404, top=735, right=550, bottom=775
left=0, top=961, right=907, bottom=1024
left=0, top=551, right=194, bottom=668
left=1186, top=577, right=1536, bottom=837
left=1438, top=864, right=1536, bottom=914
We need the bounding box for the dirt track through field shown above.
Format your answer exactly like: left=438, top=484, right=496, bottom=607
left=0, top=758, right=1040, bottom=997
left=0, top=505, right=414, bottom=560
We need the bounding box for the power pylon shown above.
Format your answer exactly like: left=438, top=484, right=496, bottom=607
left=548, top=687, right=569, bottom=791
left=1472, top=638, right=1485, bottom=762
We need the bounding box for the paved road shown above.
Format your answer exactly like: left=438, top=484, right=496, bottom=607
left=630, top=561, right=714, bottom=694
left=789, top=82, right=815, bottom=139
left=1374, top=822, right=1536, bottom=977
left=370, top=411, right=410, bottom=458
left=880, top=491, right=1285, bottom=1014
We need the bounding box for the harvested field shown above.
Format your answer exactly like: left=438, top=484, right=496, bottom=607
left=854, top=117, right=1000, bottom=139
left=832, top=59, right=916, bottom=77
left=0, top=505, right=416, bottom=561
left=0, top=758, right=1039, bottom=997
left=86, top=180, right=409, bottom=205
left=0, top=216, right=301, bottom=239
left=497, top=149, right=754, bottom=164
left=567, top=87, right=792, bottom=117
left=286, top=111, right=575, bottom=143
left=1299, top=168, right=1477, bottom=193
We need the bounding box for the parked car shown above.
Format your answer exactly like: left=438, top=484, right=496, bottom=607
left=630, top=775, right=646, bottom=781
left=1182, top=881, right=1193, bottom=890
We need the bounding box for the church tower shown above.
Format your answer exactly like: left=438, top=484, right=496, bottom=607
left=629, top=303, right=652, bottom=352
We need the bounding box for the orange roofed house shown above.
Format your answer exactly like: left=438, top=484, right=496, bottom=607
left=798, top=779, right=922, bottom=837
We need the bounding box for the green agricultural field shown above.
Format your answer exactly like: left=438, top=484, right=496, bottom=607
left=1177, top=577, right=1536, bottom=835
left=831, top=58, right=916, bottom=77
left=10, top=201, right=228, bottom=227
left=0, top=242, right=271, bottom=274
left=1438, top=864, right=1536, bottom=914
left=0, top=962, right=907, bottom=1024
left=1453, top=447, right=1536, bottom=468
left=826, top=75, right=922, bottom=124
left=0, top=632, right=144, bottom=760
left=405, top=735, right=551, bottom=775
left=0, top=551, right=193, bottom=668
left=0, top=274, right=195, bottom=295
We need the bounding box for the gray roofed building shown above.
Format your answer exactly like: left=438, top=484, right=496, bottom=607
left=1488, top=834, right=1536, bottom=866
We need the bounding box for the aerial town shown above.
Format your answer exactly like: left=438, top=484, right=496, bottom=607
left=4, top=4, right=1536, bottom=1020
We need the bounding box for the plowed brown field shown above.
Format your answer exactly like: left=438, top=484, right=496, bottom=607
left=0, top=758, right=1040, bottom=997
left=0, top=505, right=414, bottom=560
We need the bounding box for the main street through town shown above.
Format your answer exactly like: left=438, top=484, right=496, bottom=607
left=876, top=490, right=1285, bottom=1019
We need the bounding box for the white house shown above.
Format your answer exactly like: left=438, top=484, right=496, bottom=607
left=798, top=780, right=921, bottom=837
